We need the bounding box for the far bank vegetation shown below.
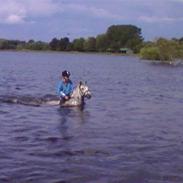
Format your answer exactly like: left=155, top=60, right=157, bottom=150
left=0, top=24, right=183, bottom=64
left=140, top=38, right=183, bottom=64
left=0, top=25, right=143, bottom=54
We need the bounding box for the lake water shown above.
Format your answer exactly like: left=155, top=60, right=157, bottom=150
left=0, top=51, right=183, bottom=183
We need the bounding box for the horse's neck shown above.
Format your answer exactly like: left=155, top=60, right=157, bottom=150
left=72, top=85, right=82, bottom=99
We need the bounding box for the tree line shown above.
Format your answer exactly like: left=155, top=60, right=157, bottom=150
left=0, top=25, right=143, bottom=53
left=1, top=24, right=183, bottom=63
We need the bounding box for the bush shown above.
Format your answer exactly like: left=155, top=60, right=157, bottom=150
left=140, top=46, right=160, bottom=60
left=140, top=38, right=183, bottom=63
left=156, top=38, right=177, bottom=61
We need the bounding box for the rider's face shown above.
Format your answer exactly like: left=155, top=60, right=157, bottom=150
left=62, top=76, right=69, bottom=83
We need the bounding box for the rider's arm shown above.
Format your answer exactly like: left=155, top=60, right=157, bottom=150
left=65, top=82, right=74, bottom=96
left=57, top=81, right=64, bottom=96
left=69, top=83, right=74, bottom=94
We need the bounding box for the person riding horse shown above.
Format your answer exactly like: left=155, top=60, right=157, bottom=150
left=0, top=71, right=91, bottom=107
left=57, top=70, right=74, bottom=104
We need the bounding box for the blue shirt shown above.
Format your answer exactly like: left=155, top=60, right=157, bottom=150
left=57, top=80, right=73, bottom=97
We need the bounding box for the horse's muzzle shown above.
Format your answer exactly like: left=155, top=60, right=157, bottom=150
left=86, top=91, right=92, bottom=99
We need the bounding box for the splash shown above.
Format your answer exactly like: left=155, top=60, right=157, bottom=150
left=0, top=94, right=60, bottom=107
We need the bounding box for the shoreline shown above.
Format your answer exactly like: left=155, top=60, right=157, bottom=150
left=0, top=49, right=135, bottom=57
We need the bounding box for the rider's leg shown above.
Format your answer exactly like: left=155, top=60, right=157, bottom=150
left=59, top=96, right=66, bottom=105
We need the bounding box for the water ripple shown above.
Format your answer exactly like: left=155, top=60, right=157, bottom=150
left=0, top=52, right=183, bottom=182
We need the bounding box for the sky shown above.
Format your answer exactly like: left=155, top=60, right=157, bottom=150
left=0, top=0, right=183, bottom=42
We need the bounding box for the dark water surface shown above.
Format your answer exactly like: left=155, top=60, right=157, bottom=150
left=0, top=51, right=183, bottom=183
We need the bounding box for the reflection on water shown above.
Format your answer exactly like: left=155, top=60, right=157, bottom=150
left=0, top=51, right=183, bottom=183
left=57, top=106, right=90, bottom=140
left=58, top=107, right=75, bottom=140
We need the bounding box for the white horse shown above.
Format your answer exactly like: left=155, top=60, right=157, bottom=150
left=60, top=81, right=91, bottom=107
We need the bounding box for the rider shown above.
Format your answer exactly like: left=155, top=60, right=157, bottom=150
left=57, top=70, right=74, bottom=104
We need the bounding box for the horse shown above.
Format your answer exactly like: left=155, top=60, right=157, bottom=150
left=60, top=81, right=91, bottom=107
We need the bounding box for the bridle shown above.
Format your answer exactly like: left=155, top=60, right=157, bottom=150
left=79, top=84, right=91, bottom=98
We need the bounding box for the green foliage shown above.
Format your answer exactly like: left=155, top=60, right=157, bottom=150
left=49, top=38, right=60, bottom=51
left=140, top=46, right=160, bottom=60
left=72, top=38, right=85, bottom=51
left=0, top=24, right=144, bottom=53
left=6, top=24, right=183, bottom=60
left=140, top=38, right=183, bottom=62
left=83, top=37, right=96, bottom=52
left=66, top=43, right=73, bottom=51
left=179, top=37, right=183, bottom=43
left=178, top=44, right=183, bottom=59
left=25, top=40, right=49, bottom=50
left=0, top=39, right=9, bottom=49
left=96, top=34, right=108, bottom=52
left=106, top=25, right=143, bottom=53
left=156, top=38, right=174, bottom=60
left=58, top=37, right=70, bottom=51
left=0, top=39, right=26, bottom=50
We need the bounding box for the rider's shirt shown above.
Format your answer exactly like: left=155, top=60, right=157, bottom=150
left=57, top=80, right=73, bottom=97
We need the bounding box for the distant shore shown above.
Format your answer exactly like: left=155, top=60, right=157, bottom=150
left=0, top=49, right=135, bottom=57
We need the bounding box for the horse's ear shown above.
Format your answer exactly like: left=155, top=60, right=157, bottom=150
left=79, top=81, right=83, bottom=86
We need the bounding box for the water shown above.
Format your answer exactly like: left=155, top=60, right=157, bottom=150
left=0, top=51, right=183, bottom=183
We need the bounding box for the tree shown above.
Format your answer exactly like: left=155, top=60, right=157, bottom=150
left=96, top=34, right=108, bottom=52
left=72, top=38, right=85, bottom=51
left=28, top=39, right=35, bottom=44
left=49, top=38, right=60, bottom=50
left=179, top=37, right=183, bottom=44
left=0, top=39, right=25, bottom=50
left=0, top=39, right=9, bottom=49
left=106, top=25, right=143, bottom=52
left=58, top=37, right=70, bottom=51
left=83, top=37, right=96, bottom=52
left=25, top=40, right=49, bottom=50
left=156, top=38, right=178, bottom=61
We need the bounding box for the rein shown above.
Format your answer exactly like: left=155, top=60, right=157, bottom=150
left=79, top=85, right=89, bottom=97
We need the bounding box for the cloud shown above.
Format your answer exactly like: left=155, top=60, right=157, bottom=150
left=170, top=0, right=183, bottom=2
left=0, top=1, right=115, bottom=24
left=25, top=0, right=62, bottom=16
left=0, top=0, right=61, bottom=24
left=60, top=3, right=124, bottom=20
left=0, top=0, right=183, bottom=41
left=0, top=0, right=125, bottom=25
left=138, top=16, right=183, bottom=23
left=6, top=15, right=25, bottom=24
left=2, top=0, right=182, bottom=25
left=0, top=0, right=24, bottom=24
left=89, top=6, right=124, bottom=19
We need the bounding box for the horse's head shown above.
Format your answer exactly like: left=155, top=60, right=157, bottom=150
left=79, top=81, right=92, bottom=99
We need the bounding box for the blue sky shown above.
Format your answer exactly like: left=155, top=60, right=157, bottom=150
left=0, top=0, right=183, bottom=41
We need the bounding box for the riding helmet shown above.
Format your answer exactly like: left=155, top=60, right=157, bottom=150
left=62, top=70, right=70, bottom=77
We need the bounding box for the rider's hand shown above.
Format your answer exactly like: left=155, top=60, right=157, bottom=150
left=65, top=96, right=69, bottom=100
